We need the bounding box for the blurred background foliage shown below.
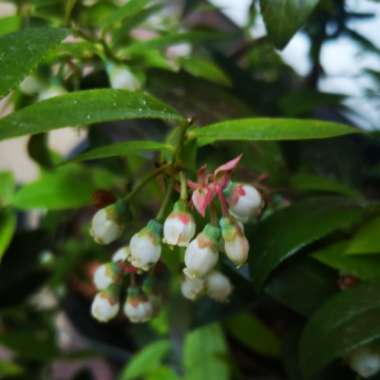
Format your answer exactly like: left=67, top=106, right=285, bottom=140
left=0, top=0, right=380, bottom=379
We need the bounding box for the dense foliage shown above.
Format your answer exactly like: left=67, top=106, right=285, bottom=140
left=0, top=0, right=380, bottom=379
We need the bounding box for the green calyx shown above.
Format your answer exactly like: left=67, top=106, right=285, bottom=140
left=147, top=219, right=163, bottom=238
left=172, top=200, right=188, bottom=213
left=223, top=181, right=236, bottom=198
left=203, top=224, right=221, bottom=242
left=104, top=283, right=121, bottom=299
left=220, top=217, right=239, bottom=241
left=127, top=286, right=140, bottom=299
left=114, top=199, right=129, bottom=218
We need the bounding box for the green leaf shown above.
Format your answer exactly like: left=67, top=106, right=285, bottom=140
left=71, top=140, right=174, bottom=162
left=299, top=280, right=380, bottom=377
left=250, top=197, right=364, bottom=290
left=119, top=340, right=171, bottom=380
left=260, top=0, right=320, bottom=49
left=0, top=359, right=24, bottom=377
left=0, top=171, right=15, bottom=206
left=0, top=27, right=68, bottom=98
left=313, top=241, right=380, bottom=280
left=190, top=118, right=358, bottom=145
left=0, top=209, right=16, bottom=262
left=101, top=0, right=151, bottom=29
left=183, top=323, right=230, bottom=380
left=225, top=313, right=280, bottom=356
left=145, top=367, right=181, bottom=380
left=0, top=89, right=184, bottom=140
left=346, top=216, right=380, bottom=255
left=0, top=16, right=21, bottom=37
left=11, top=164, right=119, bottom=210
left=265, top=257, right=337, bottom=316
left=289, top=173, right=361, bottom=199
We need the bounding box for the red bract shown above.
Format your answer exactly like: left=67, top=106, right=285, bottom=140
left=188, top=155, right=242, bottom=217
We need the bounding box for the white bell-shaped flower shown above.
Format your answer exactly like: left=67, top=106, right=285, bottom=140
left=220, top=217, right=249, bottom=267
left=93, top=262, right=120, bottom=290
left=90, top=203, right=125, bottom=245
left=206, top=270, right=233, bottom=302
left=112, top=246, right=130, bottom=263
left=38, top=83, right=66, bottom=101
left=130, top=220, right=162, bottom=271
left=163, top=200, right=196, bottom=247
left=184, top=224, right=220, bottom=278
left=123, top=288, right=153, bottom=323
left=181, top=275, right=205, bottom=301
left=91, top=287, right=120, bottom=323
left=225, top=182, right=263, bottom=222
left=348, top=346, right=380, bottom=378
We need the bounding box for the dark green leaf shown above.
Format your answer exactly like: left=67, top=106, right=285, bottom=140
left=0, top=359, right=24, bottom=377
left=183, top=323, right=230, bottom=380
left=225, top=313, right=280, bottom=356
left=250, top=197, right=364, bottom=290
left=313, top=241, right=380, bottom=280
left=0, top=209, right=16, bottom=261
left=265, top=257, right=337, bottom=316
left=289, top=173, right=361, bottom=199
left=71, top=140, right=174, bottom=162
left=0, top=27, right=68, bottom=98
left=299, top=280, right=380, bottom=377
left=346, top=216, right=380, bottom=255
left=190, top=118, right=358, bottom=145
left=0, top=89, right=184, bottom=140
left=119, top=340, right=171, bottom=380
left=11, top=164, right=120, bottom=210
left=260, top=0, right=320, bottom=49
left=27, top=133, right=53, bottom=169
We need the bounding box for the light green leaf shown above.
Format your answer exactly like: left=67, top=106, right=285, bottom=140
left=250, top=197, right=364, bottom=290
left=0, top=89, right=184, bottom=141
left=146, top=366, right=181, bottom=380
left=71, top=140, right=174, bottom=162
left=11, top=164, right=120, bottom=210
left=260, top=0, right=320, bottom=49
left=119, top=340, right=171, bottom=380
left=0, top=27, right=68, bottom=98
left=0, top=209, right=16, bottom=261
left=183, top=323, right=230, bottom=380
left=346, top=216, right=380, bottom=255
left=299, top=280, right=380, bottom=377
left=312, top=241, right=380, bottom=280
left=0, top=16, right=21, bottom=37
left=225, top=313, right=280, bottom=356
left=190, top=118, right=358, bottom=145
left=0, top=171, right=15, bottom=206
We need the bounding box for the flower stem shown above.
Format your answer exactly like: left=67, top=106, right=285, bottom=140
left=179, top=171, right=188, bottom=200
left=156, top=179, right=175, bottom=222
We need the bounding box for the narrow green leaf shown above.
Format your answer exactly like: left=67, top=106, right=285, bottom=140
left=225, top=313, right=280, bottom=356
left=146, top=367, right=181, bottom=380
left=183, top=323, right=230, bottom=380
left=0, top=89, right=184, bottom=141
left=11, top=164, right=119, bottom=210
left=299, top=280, right=380, bottom=377
left=190, top=118, right=358, bottom=145
left=0, top=209, right=16, bottom=261
left=250, top=197, right=364, bottom=290
left=265, top=257, right=337, bottom=316
left=260, top=0, right=320, bottom=49
left=71, top=140, right=174, bottom=162
left=313, top=241, right=380, bottom=280
left=119, top=340, right=171, bottom=380
left=346, top=216, right=380, bottom=255
left=0, top=171, right=15, bottom=206
left=0, top=27, right=68, bottom=98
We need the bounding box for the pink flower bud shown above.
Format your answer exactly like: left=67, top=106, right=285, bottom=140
left=163, top=201, right=196, bottom=247
left=220, top=217, right=249, bottom=267
left=184, top=224, right=220, bottom=278
left=225, top=182, right=262, bottom=222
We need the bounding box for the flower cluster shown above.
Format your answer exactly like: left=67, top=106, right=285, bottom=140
left=89, top=155, right=263, bottom=323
